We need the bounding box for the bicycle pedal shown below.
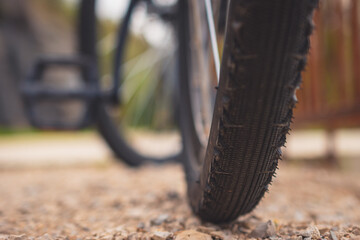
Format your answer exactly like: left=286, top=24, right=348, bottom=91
left=22, top=56, right=101, bottom=130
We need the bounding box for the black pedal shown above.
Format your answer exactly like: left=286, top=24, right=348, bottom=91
left=22, top=56, right=101, bottom=130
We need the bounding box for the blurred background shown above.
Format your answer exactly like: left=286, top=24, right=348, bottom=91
left=0, top=0, right=182, bottom=167
left=0, top=0, right=359, bottom=171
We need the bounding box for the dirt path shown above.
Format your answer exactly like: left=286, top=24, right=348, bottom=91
left=0, top=161, right=359, bottom=240
left=0, top=133, right=111, bottom=169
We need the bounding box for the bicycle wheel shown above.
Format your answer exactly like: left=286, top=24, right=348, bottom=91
left=78, top=0, right=181, bottom=166
left=178, top=0, right=318, bottom=222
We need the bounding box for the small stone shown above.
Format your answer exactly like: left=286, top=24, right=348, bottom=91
left=308, top=226, right=321, bottom=239
left=152, top=231, right=172, bottom=240
left=17, top=207, right=29, bottom=215
left=127, top=232, right=139, bottom=240
left=38, top=233, right=53, bottom=240
left=330, top=231, right=338, bottom=240
left=184, top=218, right=201, bottom=228
left=175, top=230, right=212, bottom=240
left=269, top=237, right=279, bottom=240
left=353, top=227, right=360, bottom=236
left=12, top=235, right=27, bottom=240
left=125, top=226, right=138, bottom=234
left=114, top=225, right=126, bottom=232
left=298, top=230, right=311, bottom=237
left=167, top=191, right=180, bottom=200
left=331, top=226, right=339, bottom=231
left=111, top=200, right=122, bottom=209
left=319, top=227, right=330, bottom=235
left=242, top=215, right=262, bottom=229
left=197, top=226, right=217, bottom=234
left=99, top=236, right=112, bottom=240
left=249, top=220, right=277, bottom=238
left=151, top=214, right=170, bottom=226
left=210, top=231, right=226, bottom=240
left=137, top=222, right=146, bottom=232
left=298, top=226, right=321, bottom=239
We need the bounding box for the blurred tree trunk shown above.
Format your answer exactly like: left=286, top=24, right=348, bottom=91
left=0, top=0, right=74, bottom=128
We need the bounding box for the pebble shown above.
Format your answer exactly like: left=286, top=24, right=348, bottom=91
left=353, top=227, right=360, bottom=236
left=137, top=222, right=146, bottom=230
left=196, top=226, right=218, bottom=234
left=0, top=163, right=359, bottom=239
left=151, top=214, right=170, bottom=226
left=330, top=231, right=338, bottom=240
left=242, top=215, right=262, bottom=229
left=166, top=191, right=180, bottom=200
left=5, top=235, right=27, bottom=240
left=308, top=226, right=321, bottom=239
left=249, top=220, right=277, bottom=238
left=210, top=231, right=229, bottom=240
left=331, top=226, right=339, bottom=231
left=175, top=230, right=212, bottom=240
left=152, top=231, right=172, bottom=240
left=319, top=227, right=330, bottom=235
left=298, top=226, right=321, bottom=239
left=38, top=234, right=53, bottom=240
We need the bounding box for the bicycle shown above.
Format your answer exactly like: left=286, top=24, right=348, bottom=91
left=22, top=0, right=318, bottom=223
left=23, top=0, right=182, bottom=166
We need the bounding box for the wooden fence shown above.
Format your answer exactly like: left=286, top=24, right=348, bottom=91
left=294, top=0, right=360, bottom=129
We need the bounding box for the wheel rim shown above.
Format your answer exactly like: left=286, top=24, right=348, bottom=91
left=187, top=0, right=226, bottom=156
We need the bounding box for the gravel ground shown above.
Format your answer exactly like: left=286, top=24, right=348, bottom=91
left=0, top=161, right=359, bottom=240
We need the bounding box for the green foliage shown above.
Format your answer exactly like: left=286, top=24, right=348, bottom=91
left=0, top=127, right=39, bottom=136
left=97, top=19, right=176, bottom=130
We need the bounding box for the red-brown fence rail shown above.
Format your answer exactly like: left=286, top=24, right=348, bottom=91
left=294, top=0, right=360, bottom=129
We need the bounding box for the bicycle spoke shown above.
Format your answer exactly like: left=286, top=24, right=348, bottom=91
left=121, top=48, right=174, bottom=104
left=204, top=0, right=220, bottom=82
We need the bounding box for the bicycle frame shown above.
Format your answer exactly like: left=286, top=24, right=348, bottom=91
left=21, top=0, right=226, bottom=130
